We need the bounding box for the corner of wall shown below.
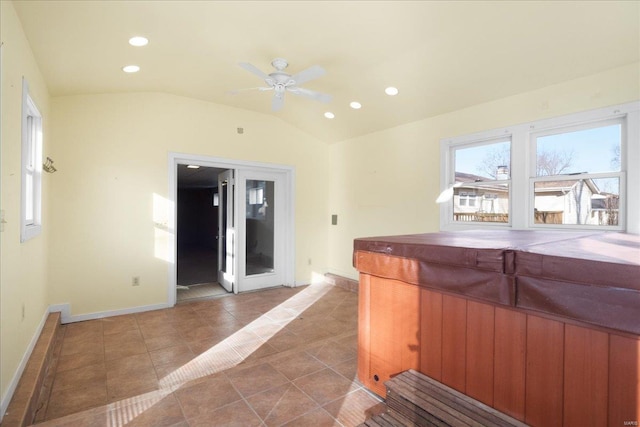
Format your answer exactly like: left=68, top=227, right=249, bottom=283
left=48, top=303, right=71, bottom=324
left=0, top=308, right=50, bottom=422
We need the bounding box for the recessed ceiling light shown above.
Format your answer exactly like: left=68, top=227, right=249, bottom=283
left=187, top=165, right=200, bottom=169
left=129, top=36, right=149, bottom=47
left=122, top=65, right=140, bottom=73
left=350, top=101, right=362, bottom=109
left=385, top=87, right=399, bottom=96
left=324, top=112, right=335, bottom=119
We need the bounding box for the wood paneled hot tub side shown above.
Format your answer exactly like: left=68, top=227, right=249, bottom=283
left=354, top=231, right=640, bottom=427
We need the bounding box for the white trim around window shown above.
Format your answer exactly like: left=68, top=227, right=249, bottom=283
left=21, top=78, right=43, bottom=242
left=440, top=101, right=640, bottom=233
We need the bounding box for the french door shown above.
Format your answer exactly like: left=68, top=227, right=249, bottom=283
left=217, top=170, right=235, bottom=293
left=236, top=169, right=286, bottom=292
left=169, top=153, right=294, bottom=305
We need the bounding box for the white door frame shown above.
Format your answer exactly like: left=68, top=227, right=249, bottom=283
left=217, top=169, right=235, bottom=293
left=167, top=152, right=296, bottom=306
left=237, top=169, right=287, bottom=292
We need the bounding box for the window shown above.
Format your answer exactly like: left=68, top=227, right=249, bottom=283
left=449, top=138, right=511, bottom=223
left=248, top=186, right=264, bottom=205
left=21, top=78, right=43, bottom=242
left=440, top=102, right=639, bottom=232
left=531, top=121, right=623, bottom=227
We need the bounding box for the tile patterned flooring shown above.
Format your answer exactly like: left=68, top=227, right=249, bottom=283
left=177, top=283, right=229, bottom=303
left=33, top=283, right=383, bottom=426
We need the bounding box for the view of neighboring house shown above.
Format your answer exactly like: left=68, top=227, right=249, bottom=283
left=534, top=179, right=619, bottom=226
left=590, top=191, right=620, bottom=226
left=453, top=172, right=619, bottom=226
left=453, top=172, right=509, bottom=223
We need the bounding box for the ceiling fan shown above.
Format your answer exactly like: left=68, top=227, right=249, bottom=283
left=232, top=58, right=332, bottom=112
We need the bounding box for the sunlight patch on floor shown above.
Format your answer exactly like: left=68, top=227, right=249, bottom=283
left=105, top=282, right=334, bottom=426
left=159, top=282, right=332, bottom=390
left=107, top=389, right=171, bottom=427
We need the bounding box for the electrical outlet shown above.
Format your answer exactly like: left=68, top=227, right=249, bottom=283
left=308, top=258, right=312, bottom=265
left=132, top=276, right=140, bottom=286
left=21, top=304, right=25, bottom=321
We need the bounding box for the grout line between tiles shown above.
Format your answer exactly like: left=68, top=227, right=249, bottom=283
left=36, top=285, right=366, bottom=426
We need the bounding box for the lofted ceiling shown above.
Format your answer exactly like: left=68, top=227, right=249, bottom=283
left=11, top=1, right=640, bottom=143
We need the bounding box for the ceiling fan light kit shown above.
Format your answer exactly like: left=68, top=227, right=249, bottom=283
left=234, top=58, right=332, bottom=112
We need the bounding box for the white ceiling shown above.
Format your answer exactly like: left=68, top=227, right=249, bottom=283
left=12, top=1, right=640, bottom=143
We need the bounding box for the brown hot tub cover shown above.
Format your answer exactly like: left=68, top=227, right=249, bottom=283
left=354, top=230, right=640, bottom=335
left=514, top=232, right=640, bottom=335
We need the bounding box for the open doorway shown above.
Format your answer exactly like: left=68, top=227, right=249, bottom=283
left=168, top=153, right=295, bottom=307
left=176, top=164, right=229, bottom=302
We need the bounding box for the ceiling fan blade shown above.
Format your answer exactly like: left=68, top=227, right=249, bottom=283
left=290, top=65, right=326, bottom=86
left=228, top=87, right=273, bottom=95
left=238, top=62, right=269, bottom=80
left=287, top=86, right=332, bottom=103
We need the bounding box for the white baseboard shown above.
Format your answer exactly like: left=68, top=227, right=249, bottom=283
left=293, top=271, right=331, bottom=288
left=49, top=302, right=172, bottom=324
left=0, top=308, right=49, bottom=421
left=326, top=269, right=358, bottom=282
left=1, top=301, right=173, bottom=421
left=48, top=303, right=70, bottom=323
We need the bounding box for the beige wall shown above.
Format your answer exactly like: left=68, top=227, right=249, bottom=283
left=328, top=62, right=640, bottom=279
left=48, top=92, right=329, bottom=315
left=1, top=0, right=638, bottom=411
left=0, top=0, right=51, bottom=406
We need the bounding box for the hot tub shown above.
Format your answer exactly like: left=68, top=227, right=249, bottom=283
left=354, top=230, right=639, bottom=427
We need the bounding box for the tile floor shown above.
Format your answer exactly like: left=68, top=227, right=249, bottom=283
left=33, top=283, right=383, bottom=426
left=177, top=283, right=229, bottom=303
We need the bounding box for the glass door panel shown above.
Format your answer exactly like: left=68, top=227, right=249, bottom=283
left=237, top=170, right=286, bottom=292
left=245, top=180, right=275, bottom=276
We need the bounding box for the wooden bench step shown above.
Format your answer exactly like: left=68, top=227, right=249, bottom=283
left=1, top=312, right=62, bottom=427
left=385, top=370, right=528, bottom=427
left=358, top=408, right=418, bottom=427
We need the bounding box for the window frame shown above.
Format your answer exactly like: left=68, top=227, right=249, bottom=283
left=442, top=134, right=514, bottom=228
left=21, top=78, right=43, bottom=242
left=529, top=173, right=625, bottom=229
left=529, top=117, right=625, bottom=230
left=440, top=101, right=640, bottom=233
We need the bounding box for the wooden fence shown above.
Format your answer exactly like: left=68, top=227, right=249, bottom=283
left=454, top=213, right=509, bottom=223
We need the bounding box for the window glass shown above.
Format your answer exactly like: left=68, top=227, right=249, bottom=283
left=453, top=139, right=510, bottom=223
left=533, top=177, right=620, bottom=226
left=246, top=180, right=272, bottom=219
left=21, top=78, right=43, bottom=241
left=536, top=124, right=621, bottom=176
left=245, top=180, right=274, bottom=275
left=25, top=173, right=34, bottom=223
left=455, top=140, right=510, bottom=181
left=532, top=122, right=622, bottom=228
